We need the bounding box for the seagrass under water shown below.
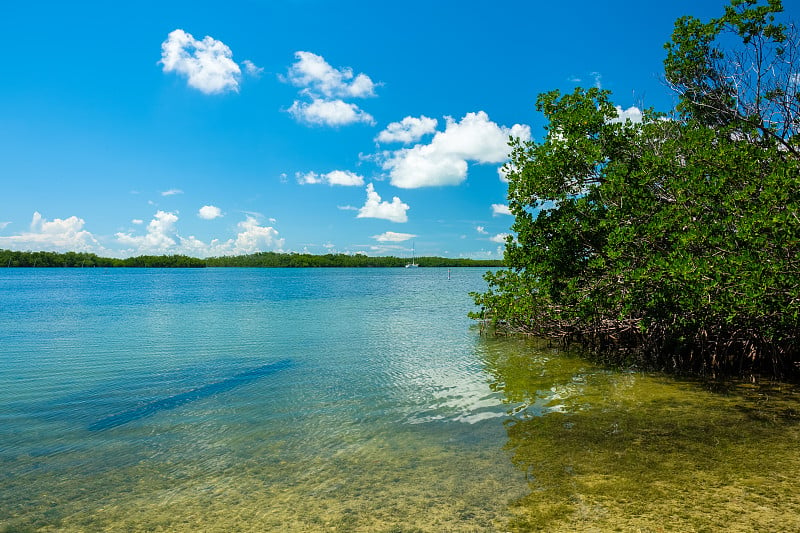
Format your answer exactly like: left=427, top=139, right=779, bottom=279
left=1, top=268, right=800, bottom=532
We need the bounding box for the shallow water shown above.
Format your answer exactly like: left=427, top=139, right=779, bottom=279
left=1, top=268, right=800, bottom=532
left=479, top=338, right=800, bottom=531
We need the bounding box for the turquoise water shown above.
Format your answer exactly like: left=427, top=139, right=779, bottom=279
left=5, top=268, right=800, bottom=532
left=0, top=268, right=528, bottom=531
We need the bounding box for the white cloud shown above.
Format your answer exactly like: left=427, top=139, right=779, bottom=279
left=357, top=184, right=409, bottom=223
left=381, top=111, right=531, bottom=188
left=383, top=148, right=468, bottom=188
left=131, top=219, right=144, bottom=225
left=116, top=211, right=284, bottom=257
left=116, top=210, right=179, bottom=253
left=376, top=116, right=438, bottom=144
left=610, top=105, right=643, bottom=124
left=283, top=51, right=377, bottom=128
left=296, top=170, right=364, bottom=186
left=242, top=60, right=263, bottom=77
left=161, top=188, right=183, bottom=196
left=226, top=215, right=284, bottom=254
left=498, top=161, right=522, bottom=183
left=0, top=212, right=102, bottom=253
left=160, top=29, right=241, bottom=94
left=365, top=244, right=406, bottom=255
left=32, top=212, right=91, bottom=240
left=0, top=221, right=10, bottom=230
left=490, top=233, right=510, bottom=243
left=372, top=231, right=416, bottom=242
left=296, top=171, right=322, bottom=185
left=288, top=98, right=374, bottom=127
left=326, top=170, right=364, bottom=186
left=492, top=203, right=512, bottom=216
left=198, top=205, right=223, bottom=219
left=476, top=226, right=488, bottom=234
left=285, top=51, right=376, bottom=99
left=498, top=166, right=509, bottom=182
left=181, top=216, right=284, bottom=257
left=337, top=205, right=358, bottom=211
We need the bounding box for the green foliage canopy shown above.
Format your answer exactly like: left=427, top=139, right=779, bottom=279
left=473, top=0, right=800, bottom=377
left=0, top=249, right=502, bottom=269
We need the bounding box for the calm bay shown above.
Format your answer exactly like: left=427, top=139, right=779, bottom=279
left=1, top=268, right=529, bottom=531
left=2, top=267, right=800, bottom=531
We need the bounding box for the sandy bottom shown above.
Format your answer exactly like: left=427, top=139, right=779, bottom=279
left=5, top=341, right=800, bottom=532
left=1, top=420, right=527, bottom=532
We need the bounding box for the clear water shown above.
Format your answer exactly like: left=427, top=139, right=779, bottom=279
left=0, top=268, right=527, bottom=531
left=3, top=268, right=800, bottom=532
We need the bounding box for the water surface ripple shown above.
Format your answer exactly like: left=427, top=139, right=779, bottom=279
left=0, top=268, right=524, bottom=531
left=3, top=268, right=800, bottom=532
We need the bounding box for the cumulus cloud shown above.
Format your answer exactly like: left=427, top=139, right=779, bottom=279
left=283, top=51, right=377, bottom=127
left=498, top=167, right=510, bottom=182
left=357, top=184, right=409, bottom=223
left=288, top=98, right=374, bottom=127
left=381, top=111, right=531, bottom=188
left=116, top=210, right=180, bottom=253
left=490, top=233, right=511, bottom=243
left=116, top=211, right=284, bottom=257
left=160, top=29, right=241, bottom=94
left=324, top=171, right=363, bottom=186
left=376, top=116, right=438, bottom=144
left=296, top=170, right=364, bottom=186
left=285, top=51, right=376, bottom=98
left=295, top=171, right=322, bottom=185
left=476, top=226, right=488, bottom=234
left=372, top=231, right=416, bottom=242
left=161, top=188, right=184, bottom=196
left=610, top=105, right=644, bottom=124
left=498, top=161, right=522, bottom=183
left=0, top=212, right=103, bottom=253
left=226, top=215, right=284, bottom=254
left=198, top=205, right=223, bottom=219
left=492, top=203, right=512, bottom=216
left=242, top=59, right=264, bottom=77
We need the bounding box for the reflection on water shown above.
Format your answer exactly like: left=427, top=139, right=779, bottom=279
left=479, top=336, right=800, bottom=532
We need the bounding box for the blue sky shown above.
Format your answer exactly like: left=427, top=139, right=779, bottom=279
left=0, top=0, right=736, bottom=259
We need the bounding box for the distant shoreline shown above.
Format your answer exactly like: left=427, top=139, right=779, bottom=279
left=0, top=249, right=504, bottom=268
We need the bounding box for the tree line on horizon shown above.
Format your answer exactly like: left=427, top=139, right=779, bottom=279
left=0, top=249, right=503, bottom=268
left=473, top=0, right=800, bottom=378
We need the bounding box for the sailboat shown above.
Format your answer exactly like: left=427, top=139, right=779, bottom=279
left=405, top=243, right=419, bottom=268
